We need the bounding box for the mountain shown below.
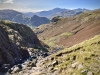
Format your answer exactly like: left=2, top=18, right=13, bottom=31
left=0, top=8, right=89, bottom=27
left=0, top=9, right=100, bottom=75
left=34, top=9, right=100, bottom=48
left=35, top=8, right=66, bottom=18
left=32, top=9, right=100, bottom=75
left=24, top=12, right=35, bottom=17
left=0, top=9, right=50, bottom=27
left=29, top=15, right=50, bottom=26
left=12, top=14, right=50, bottom=27
left=12, top=14, right=30, bottom=24
left=0, top=9, right=22, bottom=20
left=0, top=20, right=48, bottom=72
left=26, top=8, right=89, bottom=19
left=51, top=8, right=90, bottom=18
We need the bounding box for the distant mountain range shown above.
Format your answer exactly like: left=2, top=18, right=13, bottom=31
left=25, top=8, right=90, bottom=19
left=0, top=8, right=90, bottom=27
left=0, top=9, right=50, bottom=27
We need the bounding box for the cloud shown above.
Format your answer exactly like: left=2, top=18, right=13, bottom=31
left=13, top=8, right=43, bottom=12
left=3, top=0, right=13, bottom=4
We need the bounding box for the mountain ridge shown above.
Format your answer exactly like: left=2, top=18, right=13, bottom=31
left=25, top=8, right=90, bottom=19
left=0, top=9, right=50, bottom=27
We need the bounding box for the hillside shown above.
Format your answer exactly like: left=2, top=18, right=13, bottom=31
left=0, top=9, right=100, bottom=75
left=37, top=34, right=100, bottom=75
left=0, top=20, right=48, bottom=73
left=0, top=9, right=50, bottom=27
left=34, top=10, right=100, bottom=49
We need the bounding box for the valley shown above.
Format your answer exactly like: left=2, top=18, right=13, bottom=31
left=0, top=9, right=100, bottom=75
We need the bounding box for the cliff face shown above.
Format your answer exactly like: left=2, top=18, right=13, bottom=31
left=0, top=20, right=42, bottom=69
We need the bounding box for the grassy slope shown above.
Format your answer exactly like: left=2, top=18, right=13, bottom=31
left=41, top=35, right=100, bottom=75
left=34, top=10, right=100, bottom=49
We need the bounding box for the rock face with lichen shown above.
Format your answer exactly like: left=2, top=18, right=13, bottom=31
left=0, top=20, right=42, bottom=71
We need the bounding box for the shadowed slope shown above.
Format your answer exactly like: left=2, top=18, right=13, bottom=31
left=0, top=20, right=47, bottom=72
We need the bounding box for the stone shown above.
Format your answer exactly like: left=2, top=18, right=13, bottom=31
left=28, top=62, right=36, bottom=67
left=78, top=63, right=83, bottom=70
left=81, top=69, right=87, bottom=73
left=17, top=64, right=22, bottom=69
left=42, top=52, right=48, bottom=57
left=22, top=64, right=27, bottom=70
left=98, top=57, right=100, bottom=60
left=71, top=61, right=79, bottom=68
left=12, top=66, right=21, bottom=73
left=8, top=68, right=13, bottom=74
left=87, top=71, right=94, bottom=75
left=48, top=67, right=54, bottom=71
left=52, top=60, right=58, bottom=67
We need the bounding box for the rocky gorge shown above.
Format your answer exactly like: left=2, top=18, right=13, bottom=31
left=0, top=20, right=49, bottom=75
left=0, top=9, right=100, bottom=75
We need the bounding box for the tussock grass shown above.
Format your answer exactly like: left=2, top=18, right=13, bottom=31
left=43, top=32, right=74, bottom=48
left=43, top=35, right=100, bottom=75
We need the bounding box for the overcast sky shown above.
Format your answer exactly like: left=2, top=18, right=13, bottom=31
left=0, top=0, right=100, bottom=12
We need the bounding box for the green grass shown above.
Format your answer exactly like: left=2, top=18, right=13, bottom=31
left=43, top=32, right=74, bottom=48
left=81, top=12, right=100, bottom=24
left=0, top=20, right=17, bottom=29
left=60, top=32, right=73, bottom=37
left=42, top=35, right=100, bottom=75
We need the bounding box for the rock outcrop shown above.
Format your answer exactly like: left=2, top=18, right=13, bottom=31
left=0, top=20, right=43, bottom=72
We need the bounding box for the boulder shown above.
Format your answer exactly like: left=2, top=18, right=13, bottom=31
left=87, top=71, right=94, bottom=75
left=11, top=66, right=21, bottom=73
left=81, top=69, right=88, bottom=73
left=71, top=61, right=79, bottom=68
left=52, top=60, right=58, bottom=67
left=78, top=63, right=83, bottom=70
left=17, top=64, right=22, bottom=69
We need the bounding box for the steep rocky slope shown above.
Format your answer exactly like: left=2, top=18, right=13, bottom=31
left=0, top=20, right=46, bottom=72
left=34, top=10, right=100, bottom=49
